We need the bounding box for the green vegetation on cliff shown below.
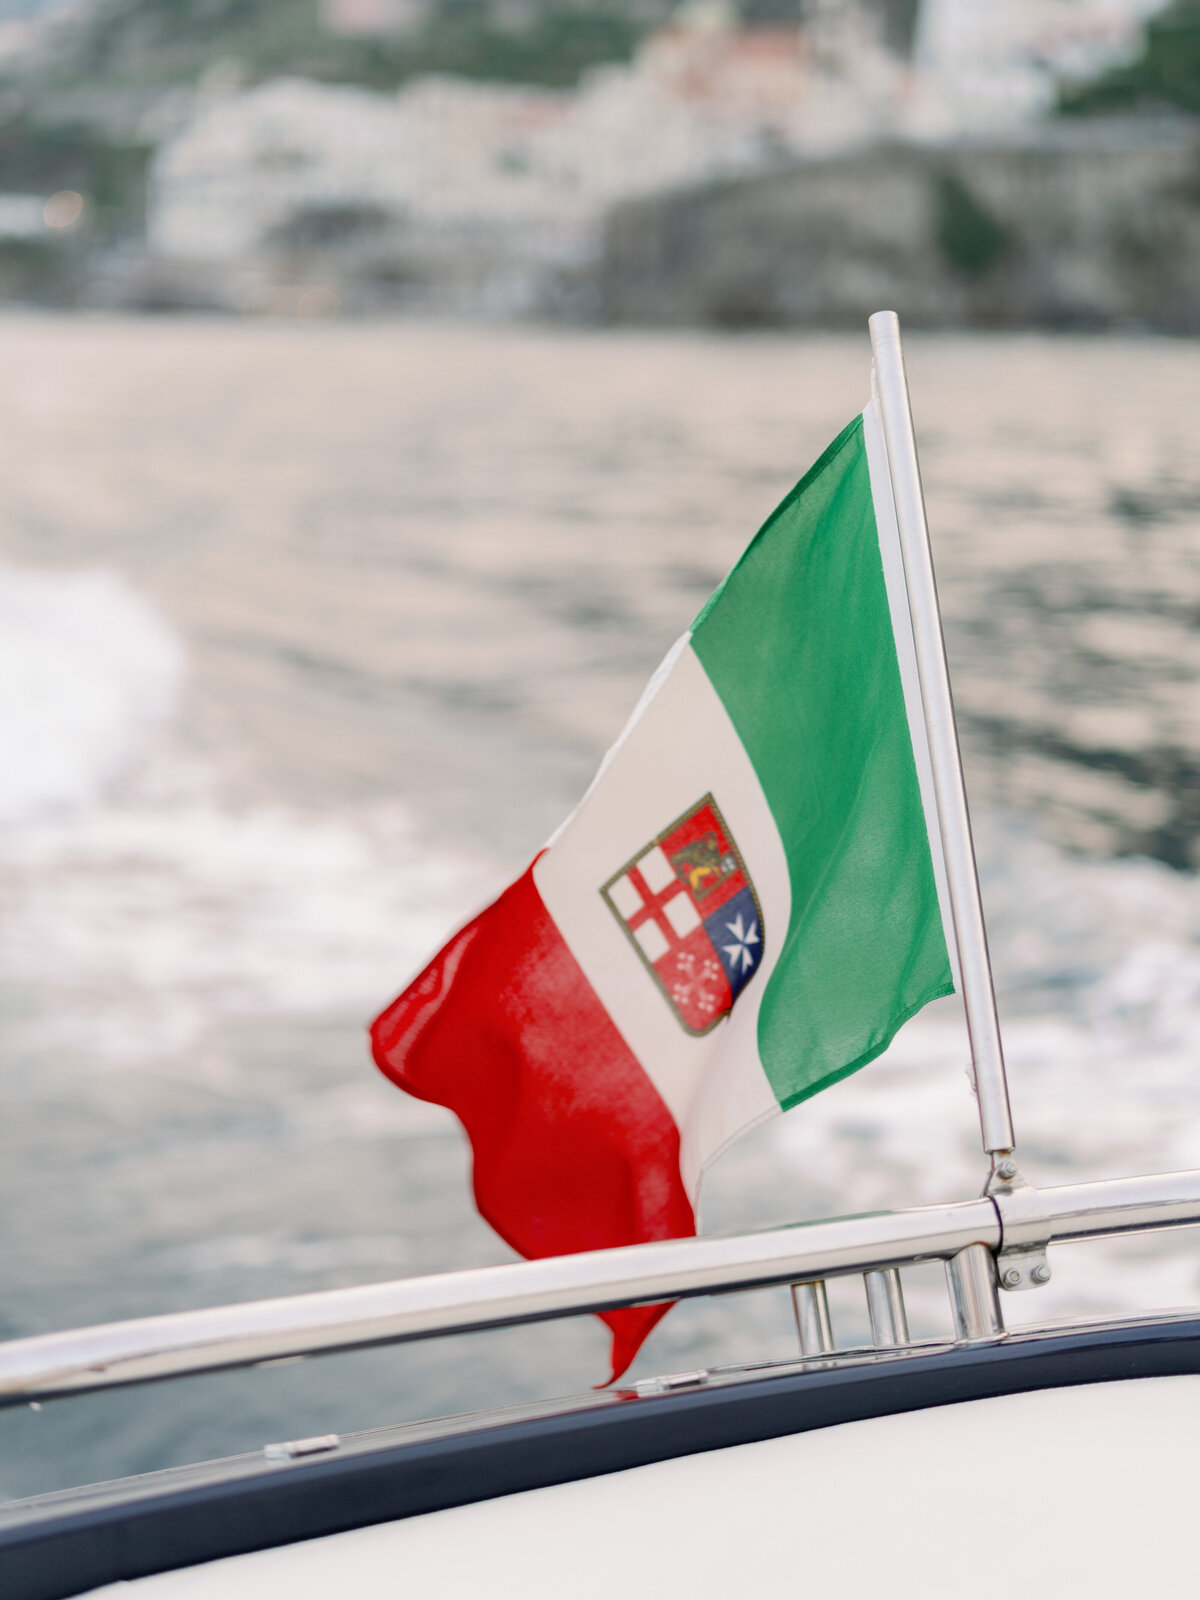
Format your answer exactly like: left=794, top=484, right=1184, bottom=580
left=28, top=0, right=657, bottom=95
left=0, top=112, right=150, bottom=223
left=933, top=172, right=1014, bottom=280
left=0, top=110, right=151, bottom=301
left=14, top=0, right=928, bottom=106
left=1060, top=0, right=1200, bottom=115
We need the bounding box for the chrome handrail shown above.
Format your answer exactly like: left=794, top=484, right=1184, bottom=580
left=1040, top=1170, right=1200, bottom=1241
left=0, top=1170, right=1197, bottom=1406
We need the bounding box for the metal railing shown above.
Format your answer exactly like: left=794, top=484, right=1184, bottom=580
left=1, top=1169, right=1198, bottom=1407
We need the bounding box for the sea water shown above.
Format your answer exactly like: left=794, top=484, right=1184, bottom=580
left=1, top=316, right=1199, bottom=1497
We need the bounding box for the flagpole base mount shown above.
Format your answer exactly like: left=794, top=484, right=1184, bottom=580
left=986, top=1158, right=1052, bottom=1292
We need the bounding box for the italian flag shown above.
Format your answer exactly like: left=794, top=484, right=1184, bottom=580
left=371, top=401, right=956, bottom=1380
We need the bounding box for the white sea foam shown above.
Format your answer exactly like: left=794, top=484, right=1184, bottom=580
left=0, top=564, right=484, bottom=1066
left=0, top=567, right=184, bottom=825
left=0, top=797, right=484, bottom=1063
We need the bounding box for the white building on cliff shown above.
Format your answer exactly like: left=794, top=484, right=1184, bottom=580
left=141, top=0, right=1167, bottom=312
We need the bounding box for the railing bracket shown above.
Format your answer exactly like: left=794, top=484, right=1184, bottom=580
left=986, top=1158, right=1052, bottom=1292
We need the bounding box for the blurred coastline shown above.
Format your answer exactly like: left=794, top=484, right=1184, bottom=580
left=0, top=1, right=1198, bottom=324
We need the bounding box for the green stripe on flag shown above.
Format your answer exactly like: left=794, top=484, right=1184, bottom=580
left=691, top=416, right=954, bottom=1112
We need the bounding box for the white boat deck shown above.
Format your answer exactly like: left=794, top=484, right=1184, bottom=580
left=92, top=1375, right=1199, bottom=1599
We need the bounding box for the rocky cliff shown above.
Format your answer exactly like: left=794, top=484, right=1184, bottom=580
left=602, top=124, right=1200, bottom=330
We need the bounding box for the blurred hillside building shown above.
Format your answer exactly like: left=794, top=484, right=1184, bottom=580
left=125, top=0, right=1167, bottom=315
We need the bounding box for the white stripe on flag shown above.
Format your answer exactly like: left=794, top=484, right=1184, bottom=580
left=533, top=642, right=788, bottom=1198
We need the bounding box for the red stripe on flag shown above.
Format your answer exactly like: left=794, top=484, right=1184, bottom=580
left=369, top=863, right=696, bottom=1383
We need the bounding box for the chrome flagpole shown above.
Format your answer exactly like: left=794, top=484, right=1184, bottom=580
left=867, top=311, right=1015, bottom=1168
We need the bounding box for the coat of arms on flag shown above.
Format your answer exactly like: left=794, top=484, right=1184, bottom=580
left=600, top=795, right=763, bottom=1035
